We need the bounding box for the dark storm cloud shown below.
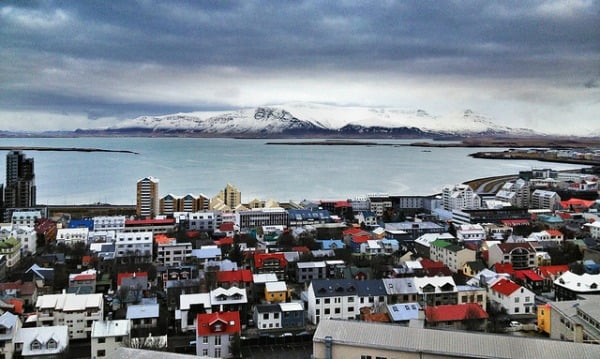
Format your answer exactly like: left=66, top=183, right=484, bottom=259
left=0, top=0, right=598, bottom=121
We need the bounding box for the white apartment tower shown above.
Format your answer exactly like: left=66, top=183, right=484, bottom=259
left=442, top=184, right=480, bottom=211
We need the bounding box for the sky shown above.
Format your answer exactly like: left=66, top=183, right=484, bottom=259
left=1, top=1, right=599, bottom=135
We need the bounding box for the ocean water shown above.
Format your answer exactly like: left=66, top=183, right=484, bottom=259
left=0, top=137, right=583, bottom=205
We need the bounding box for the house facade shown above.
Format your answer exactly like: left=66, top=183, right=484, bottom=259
left=35, top=293, right=104, bottom=340
left=196, top=311, right=241, bottom=358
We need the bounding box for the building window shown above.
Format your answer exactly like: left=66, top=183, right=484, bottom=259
left=97, top=349, right=106, bottom=357
left=203, top=336, right=209, bottom=344
left=98, top=338, right=106, bottom=343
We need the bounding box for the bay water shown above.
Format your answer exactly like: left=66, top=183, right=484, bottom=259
left=0, top=137, right=583, bottom=205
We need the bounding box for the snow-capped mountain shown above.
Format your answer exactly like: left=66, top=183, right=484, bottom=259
left=98, top=103, right=536, bottom=137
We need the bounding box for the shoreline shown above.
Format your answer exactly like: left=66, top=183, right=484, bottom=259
left=0, top=146, right=139, bottom=154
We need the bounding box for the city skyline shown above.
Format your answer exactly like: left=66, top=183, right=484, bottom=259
left=0, top=1, right=599, bottom=135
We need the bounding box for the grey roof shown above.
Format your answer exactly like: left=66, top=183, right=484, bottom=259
left=382, top=278, right=418, bottom=295
left=387, top=303, right=421, bottom=322
left=313, top=318, right=600, bottom=359
left=255, top=304, right=280, bottom=313
left=355, top=279, right=387, bottom=296
left=126, top=304, right=159, bottom=319
left=311, top=279, right=358, bottom=297
left=91, top=320, right=131, bottom=338
left=108, top=348, right=196, bottom=359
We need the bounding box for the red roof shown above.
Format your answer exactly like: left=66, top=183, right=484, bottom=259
left=420, top=259, right=453, bottom=276
left=491, top=278, right=521, bottom=296
left=154, top=233, right=175, bottom=245
left=353, top=235, right=370, bottom=243
left=254, top=252, right=287, bottom=269
left=216, top=270, right=253, bottom=284
left=501, top=219, right=531, bottom=226
left=546, top=229, right=563, bottom=237
left=537, top=265, right=569, bottom=278
left=72, top=274, right=96, bottom=281
left=557, top=212, right=572, bottom=219
left=197, top=311, right=241, bottom=336
left=561, top=198, right=596, bottom=209
left=425, top=303, right=488, bottom=322
left=117, top=272, right=148, bottom=286
left=334, top=201, right=352, bottom=208
left=343, top=228, right=367, bottom=236
left=214, top=237, right=234, bottom=246
left=515, top=269, right=543, bottom=282
left=125, top=218, right=175, bottom=226
left=494, top=262, right=515, bottom=276
left=292, top=246, right=310, bottom=253
left=219, top=222, right=235, bottom=232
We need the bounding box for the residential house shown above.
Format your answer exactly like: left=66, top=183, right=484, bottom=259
left=155, top=234, right=192, bottom=267
left=296, top=261, right=327, bottom=284
left=210, top=287, right=248, bottom=317
left=126, top=303, right=160, bottom=333
left=114, top=231, right=153, bottom=264
left=251, top=273, right=278, bottom=303
left=0, top=225, right=37, bottom=255
left=554, top=271, right=600, bottom=301
left=279, top=302, right=305, bottom=329
left=179, top=293, right=211, bottom=333
left=386, top=302, right=421, bottom=324
left=0, top=237, right=20, bottom=268
left=0, top=280, right=37, bottom=309
left=14, top=326, right=69, bottom=358
left=191, top=246, right=222, bottom=269
left=537, top=265, right=569, bottom=292
left=413, top=232, right=456, bottom=258
left=382, top=278, right=418, bottom=304
left=35, top=293, right=104, bottom=340
left=56, top=228, right=89, bottom=246
left=195, top=311, right=241, bottom=358
left=514, top=269, right=544, bottom=293
left=425, top=303, right=488, bottom=331
left=545, top=297, right=600, bottom=343
left=91, top=320, right=130, bottom=359
left=429, top=240, right=476, bottom=273
left=92, top=216, right=126, bottom=232
left=462, top=261, right=486, bottom=278
left=384, top=222, right=445, bottom=242
left=24, top=264, right=54, bottom=290
left=307, top=279, right=360, bottom=325
left=584, top=221, right=600, bottom=240
left=442, top=184, right=481, bottom=211
left=264, top=281, right=290, bottom=303
left=68, top=269, right=97, bottom=294
left=215, top=269, right=253, bottom=290
left=253, top=252, right=287, bottom=281
left=413, top=276, right=458, bottom=307
left=531, top=189, right=561, bottom=210
left=456, top=224, right=486, bottom=244
left=0, top=312, right=21, bottom=359
left=254, top=304, right=281, bottom=331
left=487, top=242, right=536, bottom=269
left=488, top=278, right=535, bottom=315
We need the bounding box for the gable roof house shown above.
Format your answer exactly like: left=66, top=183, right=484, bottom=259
left=425, top=303, right=488, bottom=331
left=14, top=325, right=69, bottom=358
left=488, top=278, right=536, bottom=315
left=0, top=312, right=21, bottom=359
left=195, top=311, right=241, bottom=358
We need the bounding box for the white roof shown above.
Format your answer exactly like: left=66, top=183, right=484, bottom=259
left=92, top=320, right=131, bottom=338
left=179, top=293, right=210, bottom=310
left=15, top=326, right=69, bottom=356
left=555, top=271, right=600, bottom=292
left=265, top=281, right=288, bottom=292
left=366, top=240, right=381, bottom=249
left=252, top=273, right=278, bottom=284
left=297, top=261, right=326, bottom=269
left=279, top=302, right=303, bottom=312
left=413, top=276, right=456, bottom=294
left=36, top=293, right=103, bottom=311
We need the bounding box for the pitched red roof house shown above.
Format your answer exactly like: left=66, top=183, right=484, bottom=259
left=254, top=252, right=287, bottom=269
left=214, top=237, right=234, bottom=247
left=216, top=270, right=253, bottom=284
left=425, top=303, right=489, bottom=322
left=219, top=222, right=235, bottom=232
left=537, top=265, right=569, bottom=279
left=515, top=269, right=543, bottom=282
left=196, top=311, right=241, bottom=336
left=494, top=262, right=515, bottom=276
left=490, top=278, right=521, bottom=296
left=420, top=259, right=453, bottom=276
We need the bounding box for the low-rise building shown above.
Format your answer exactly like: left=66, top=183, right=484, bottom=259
left=56, top=227, right=89, bottom=246
left=195, top=311, right=240, bottom=358
left=35, top=293, right=104, bottom=340
left=488, top=278, right=535, bottom=315
left=0, top=312, right=21, bottom=359
left=14, top=325, right=69, bottom=358
left=554, top=271, right=600, bottom=301
left=91, top=320, right=131, bottom=359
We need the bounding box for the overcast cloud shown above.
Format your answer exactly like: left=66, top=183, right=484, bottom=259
left=0, top=1, right=598, bottom=134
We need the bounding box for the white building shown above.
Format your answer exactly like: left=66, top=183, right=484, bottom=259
left=56, top=227, right=89, bottom=246
left=488, top=278, right=535, bottom=315
left=0, top=312, right=21, bottom=359
left=175, top=211, right=222, bottom=232
left=156, top=239, right=192, bottom=267
left=93, top=216, right=126, bottom=232
left=442, top=184, right=480, bottom=211
left=456, top=224, right=486, bottom=243
left=35, top=293, right=104, bottom=340
left=11, top=211, right=42, bottom=229
left=14, top=326, right=69, bottom=358
left=91, top=320, right=131, bottom=359
left=584, top=221, right=600, bottom=240
left=530, top=189, right=561, bottom=210
left=429, top=240, right=476, bottom=273
left=495, top=178, right=530, bottom=208
left=115, top=231, right=153, bottom=262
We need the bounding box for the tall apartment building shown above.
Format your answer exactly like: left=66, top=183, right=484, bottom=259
left=36, top=293, right=104, bottom=340
left=3, top=151, right=36, bottom=221
left=223, top=183, right=241, bottom=209
left=136, top=176, right=159, bottom=218
left=495, top=178, right=530, bottom=208
left=442, top=184, right=480, bottom=211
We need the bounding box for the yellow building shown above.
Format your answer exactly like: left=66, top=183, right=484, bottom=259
left=264, top=281, right=290, bottom=303
left=537, top=303, right=551, bottom=334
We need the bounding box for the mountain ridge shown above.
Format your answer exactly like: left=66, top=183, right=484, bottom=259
left=78, top=103, right=538, bottom=139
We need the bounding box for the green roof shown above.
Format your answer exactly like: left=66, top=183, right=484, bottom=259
left=431, top=239, right=452, bottom=248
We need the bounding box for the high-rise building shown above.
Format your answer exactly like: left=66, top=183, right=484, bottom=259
left=4, top=151, right=36, bottom=209
left=136, top=176, right=159, bottom=218
left=223, top=183, right=241, bottom=209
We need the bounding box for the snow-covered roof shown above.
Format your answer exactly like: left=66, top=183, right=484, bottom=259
left=265, top=281, right=288, bottom=292
left=126, top=304, right=159, bottom=319
left=91, top=320, right=131, bottom=338
left=179, top=293, right=210, bottom=311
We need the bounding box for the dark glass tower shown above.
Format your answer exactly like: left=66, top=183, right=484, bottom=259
left=4, top=151, right=36, bottom=208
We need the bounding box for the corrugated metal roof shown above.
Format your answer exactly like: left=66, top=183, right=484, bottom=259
left=314, top=319, right=600, bottom=359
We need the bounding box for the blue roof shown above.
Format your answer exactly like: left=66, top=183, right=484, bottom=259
left=355, top=279, right=387, bottom=296
left=319, top=239, right=345, bottom=250
left=126, top=304, right=159, bottom=319
left=387, top=303, right=421, bottom=322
